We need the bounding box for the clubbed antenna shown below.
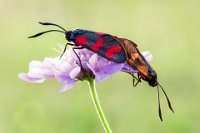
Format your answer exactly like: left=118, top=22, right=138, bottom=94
left=39, top=22, right=67, bottom=32
left=156, top=83, right=174, bottom=121
left=157, top=86, right=163, bottom=121
left=28, top=22, right=68, bottom=38
left=28, top=30, right=65, bottom=38
left=158, top=83, right=174, bottom=113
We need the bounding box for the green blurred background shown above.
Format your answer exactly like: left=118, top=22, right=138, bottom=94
left=1, top=0, right=200, bottom=132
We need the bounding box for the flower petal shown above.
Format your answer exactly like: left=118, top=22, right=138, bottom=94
left=29, top=60, right=43, bottom=70
left=69, top=67, right=81, bottom=79
left=58, top=79, right=76, bottom=92
left=94, top=63, right=124, bottom=82
left=87, top=54, right=124, bottom=82
left=142, top=51, right=153, bottom=63
left=121, top=63, right=138, bottom=74
left=18, top=73, right=45, bottom=83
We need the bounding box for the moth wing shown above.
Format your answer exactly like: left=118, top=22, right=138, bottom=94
left=81, top=31, right=127, bottom=63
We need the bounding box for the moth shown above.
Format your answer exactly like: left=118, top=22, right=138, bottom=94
left=29, top=22, right=174, bottom=121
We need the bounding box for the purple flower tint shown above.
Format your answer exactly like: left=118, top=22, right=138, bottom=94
left=121, top=51, right=152, bottom=74
left=19, top=47, right=152, bottom=92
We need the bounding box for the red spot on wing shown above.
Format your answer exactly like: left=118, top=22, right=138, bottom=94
left=90, top=39, right=103, bottom=51
left=95, top=32, right=104, bottom=36
left=75, top=36, right=88, bottom=45
left=106, top=46, right=121, bottom=58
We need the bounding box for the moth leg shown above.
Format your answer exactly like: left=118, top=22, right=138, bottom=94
left=134, top=74, right=142, bottom=87
left=130, top=74, right=136, bottom=87
left=60, top=43, right=85, bottom=70
left=130, top=74, right=141, bottom=87
left=59, top=44, right=68, bottom=59
left=72, top=47, right=84, bottom=70
left=67, top=43, right=78, bottom=46
left=59, top=43, right=77, bottom=59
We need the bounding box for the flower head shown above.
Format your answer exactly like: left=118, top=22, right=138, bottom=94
left=19, top=47, right=152, bottom=91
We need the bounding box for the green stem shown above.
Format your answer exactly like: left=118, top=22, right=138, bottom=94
left=87, top=77, right=112, bottom=133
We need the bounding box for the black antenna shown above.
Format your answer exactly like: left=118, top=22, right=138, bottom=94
left=39, top=22, right=67, bottom=32
left=157, top=86, right=163, bottom=121
left=28, top=30, right=65, bottom=38
left=156, top=83, right=174, bottom=121
left=158, top=83, right=174, bottom=113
